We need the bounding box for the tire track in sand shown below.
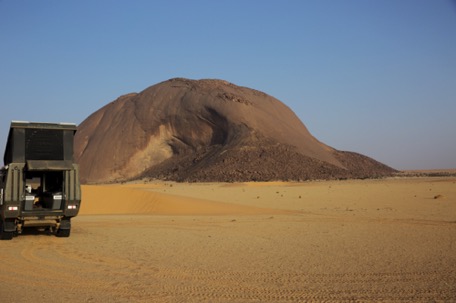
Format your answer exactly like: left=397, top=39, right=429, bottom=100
left=125, top=268, right=456, bottom=302
left=1, top=239, right=455, bottom=302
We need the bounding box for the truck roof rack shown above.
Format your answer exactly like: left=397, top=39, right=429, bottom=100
left=10, top=121, right=77, bottom=130
left=4, top=121, right=78, bottom=165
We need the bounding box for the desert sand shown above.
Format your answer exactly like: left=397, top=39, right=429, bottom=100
left=1, top=177, right=455, bottom=302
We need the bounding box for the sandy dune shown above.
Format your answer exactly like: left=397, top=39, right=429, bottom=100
left=1, top=177, right=455, bottom=302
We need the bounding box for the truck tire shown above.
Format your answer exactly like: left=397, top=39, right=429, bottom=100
left=56, top=228, right=71, bottom=237
left=56, top=218, right=71, bottom=238
left=0, top=220, right=14, bottom=240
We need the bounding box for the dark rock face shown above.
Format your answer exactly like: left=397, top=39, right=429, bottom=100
left=74, top=78, right=395, bottom=183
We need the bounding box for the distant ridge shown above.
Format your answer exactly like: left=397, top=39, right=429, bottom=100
left=74, top=78, right=396, bottom=183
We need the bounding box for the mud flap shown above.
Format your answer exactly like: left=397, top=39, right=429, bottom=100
left=3, top=219, right=17, bottom=232
left=56, top=218, right=71, bottom=238
left=59, top=218, right=71, bottom=230
left=1, top=219, right=15, bottom=240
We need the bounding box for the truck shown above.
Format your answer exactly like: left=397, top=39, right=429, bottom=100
left=0, top=121, right=81, bottom=239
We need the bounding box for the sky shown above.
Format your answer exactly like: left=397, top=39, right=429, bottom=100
left=1, top=0, right=455, bottom=170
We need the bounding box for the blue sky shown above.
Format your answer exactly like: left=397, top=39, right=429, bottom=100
left=1, top=0, right=455, bottom=170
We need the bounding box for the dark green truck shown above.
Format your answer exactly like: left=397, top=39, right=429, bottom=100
left=0, top=121, right=81, bottom=239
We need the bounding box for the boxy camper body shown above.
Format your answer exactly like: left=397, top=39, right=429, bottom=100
left=0, top=121, right=81, bottom=239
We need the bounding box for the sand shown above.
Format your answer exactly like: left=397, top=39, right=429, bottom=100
left=1, top=177, right=455, bottom=302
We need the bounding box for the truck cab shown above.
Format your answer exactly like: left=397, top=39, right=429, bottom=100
left=0, top=121, right=81, bottom=239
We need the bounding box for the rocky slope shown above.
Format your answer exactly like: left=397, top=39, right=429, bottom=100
left=74, top=78, right=395, bottom=183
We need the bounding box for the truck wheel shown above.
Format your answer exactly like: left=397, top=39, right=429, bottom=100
left=0, top=220, right=14, bottom=240
left=56, top=228, right=71, bottom=238
left=56, top=218, right=71, bottom=238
